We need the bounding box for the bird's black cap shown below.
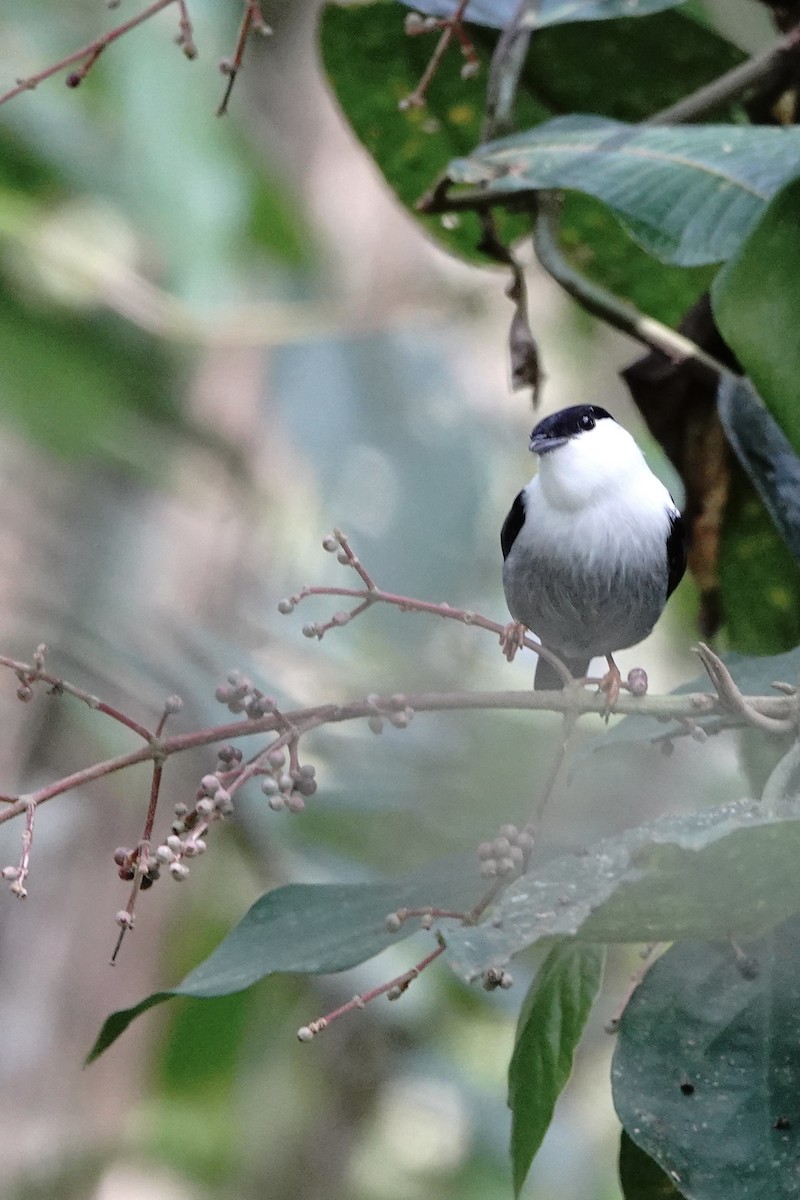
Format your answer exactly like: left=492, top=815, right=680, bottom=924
left=529, top=404, right=613, bottom=454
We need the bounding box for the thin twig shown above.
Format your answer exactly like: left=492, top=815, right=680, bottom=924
left=0, top=0, right=189, bottom=107
left=401, top=0, right=471, bottom=109
left=0, top=648, right=154, bottom=742
left=297, top=933, right=447, bottom=1040
left=217, top=0, right=270, bottom=117
left=695, top=643, right=797, bottom=735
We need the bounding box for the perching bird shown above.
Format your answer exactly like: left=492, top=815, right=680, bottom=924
left=501, top=404, right=686, bottom=702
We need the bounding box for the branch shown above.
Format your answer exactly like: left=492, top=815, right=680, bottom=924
left=216, top=1, right=272, bottom=117
left=0, top=0, right=196, bottom=108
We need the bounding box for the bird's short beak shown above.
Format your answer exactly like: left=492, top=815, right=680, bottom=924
left=529, top=433, right=568, bottom=455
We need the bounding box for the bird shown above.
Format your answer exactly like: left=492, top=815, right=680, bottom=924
left=500, top=404, right=686, bottom=705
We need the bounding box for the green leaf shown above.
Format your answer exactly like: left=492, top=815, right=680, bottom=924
left=447, top=117, right=800, bottom=265
left=619, top=1130, right=684, bottom=1200
left=87, top=854, right=480, bottom=1063
left=400, top=0, right=688, bottom=30
left=445, top=797, right=800, bottom=981
left=508, top=943, right=604, bottom=1195
left=712, top=177, right=800, bottom=450
left=719, top=474, right=800, bottom=655
left=612, top=915, right=800, bottom=1200
left=320, top=3, right=742, bottom=295
left=716, top=376, right=800, bottom=566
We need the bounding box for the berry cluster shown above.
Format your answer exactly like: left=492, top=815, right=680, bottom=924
left=215, top=670, right=277, bottom=720
left=260, top=745, right=317, bottom=813
left=477, top=824, right=535, bottom=880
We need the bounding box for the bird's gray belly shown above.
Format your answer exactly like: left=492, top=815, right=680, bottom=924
left=503, top=551, right=666, bottom=659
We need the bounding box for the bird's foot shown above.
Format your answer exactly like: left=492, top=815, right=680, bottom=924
left=597, top=657, right=623, bottom=720
left=499, top=621, right=527, bottom=662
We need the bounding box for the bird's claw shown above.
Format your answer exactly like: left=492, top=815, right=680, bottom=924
left=598, top=658, right=623, bottom=720
left=500, top=621, right=527, bottom=662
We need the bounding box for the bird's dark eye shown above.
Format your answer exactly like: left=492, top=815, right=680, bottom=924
left=578, top=412, right=595, bottom=432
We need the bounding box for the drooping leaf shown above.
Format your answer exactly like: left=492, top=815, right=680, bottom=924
left=446, top=117, right=800, bottom=265
left=445, top=797, right=800, bottom=981
left=398, top=0, right=689, bottom=30
left=712, top=177, right=800, bottom=451
left=508, top=943, right=605, bottom=1195
left=612, top=915, right=800, bottom=1200
left=619, top=1130, right=684, bottom=1200
left=87, top=854, right=480, bottom=1063
left=716, top=375, right=800, bottom=567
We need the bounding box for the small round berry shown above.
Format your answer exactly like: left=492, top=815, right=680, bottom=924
left=286, top=792, right=305, bottom=812
left=261, top=777, right=279, bottom=795
left=500, top=971, right=514, bottom=989
left=492, top=837, right=512, bottom=857
left=368, top=715, right=384, bottom=735
left=16, top=685, right=32, bottom=703
left=322, top=535, right=338, bottom=552
left=404, top=11, right=425, bottom=31
left=277, top=598, right=295, bottom=615
left=460, top=59, right=480, bottom=80
left=420, top=913, right=433, bottom=930
left=113, top=847, right=131, bottom=867
left=169, top=862, right=190, bottom=881
left=118, top=866, right=135, bottom=881
left=385, top=912, right=402, bottom=933
left=164, top=695, right=184, bottom=714
left=196, top=798, right=214, bottom=818
left=278, top=773, right=294, bottom=792
left=1, top=865, right=20, bottom=881
left=268, top=748, right=285, bottom=768
left=298, top=763, right=316, bottom=780
left=156, top=845, right=174, bottom=864
left=115, top=910, right=134, bottom=929
left=499, top=824, right=519, bottom=840
left=193, top=838, right=207, bottom=855
left=296, top=777, right=317, bottom=797
left=215, top=685, right=231, bottom=704
left=268, top=795, right=285, bottom=812
left=627, top=667, right=648, bottom=696
left=296, top=1026, right=314, bottom=1042
left=478, top=842, right=494, bottom=861
left=480, top=860, right=498, bottom=879
left=302, top=623, right=318, bottom=639
left=167, top=835, right=182, bottom=853
left=498, top=856, right=516, bottom=876
left=214, top=788, right=231, bottom=809
left=386, top=985, right=403, bottom=1001
left=174, top=803, right=188, bottom=818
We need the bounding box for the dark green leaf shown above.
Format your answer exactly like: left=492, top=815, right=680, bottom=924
left=448, top=117, right=800, bottom=265
left=716, top=376, right=800, bottom=566
left=619, top=1130, right=684, bottom=1200
left=712, top=177, right=800, bottom=450
left=87, top=854, right=480, bottom=1063
left=321, top=3, right=742, bottom=296
left=445, top=798, right=800, bottom=981
left=399, top=0, right=688, bottom=30
left=509, top=943, right=604, bottom=1195
left=612, top=915, right=800, bottom=1200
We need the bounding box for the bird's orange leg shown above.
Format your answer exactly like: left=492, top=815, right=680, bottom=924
left=598, top=654, right=623, bottom=716
left=499, top=621, right=527, bottom=662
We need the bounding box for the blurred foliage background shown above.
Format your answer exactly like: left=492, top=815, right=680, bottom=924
left=0, top=1, right=772, bottom=1198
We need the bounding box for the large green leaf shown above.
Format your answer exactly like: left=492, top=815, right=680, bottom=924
left=508, top=943, right=605, bottom=1195
left=613, top=915, right=800, bottom=1200
left=712, top=178, right=800, bottom=449
left=445, top=797, right=800, bottom=981
left=400, top=0, right=688, bottom=30
left=619, top=1131, right=684, bottom=1200
left=447, top=117, right=800, bottom=266
left=321, top=2, right=741, bottom=315
left=87, top=853, right=480, bottom=1063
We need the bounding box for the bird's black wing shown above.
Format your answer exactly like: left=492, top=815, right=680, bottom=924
left=501, top=491, right=526, bottom=560
left=666, top=510, right=688, bottom=598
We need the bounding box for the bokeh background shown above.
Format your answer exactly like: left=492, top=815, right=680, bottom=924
left=0, top=2, right=772, bottom=1197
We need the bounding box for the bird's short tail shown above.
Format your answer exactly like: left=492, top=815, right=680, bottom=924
left=534, top=654, right=590, bottom=691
